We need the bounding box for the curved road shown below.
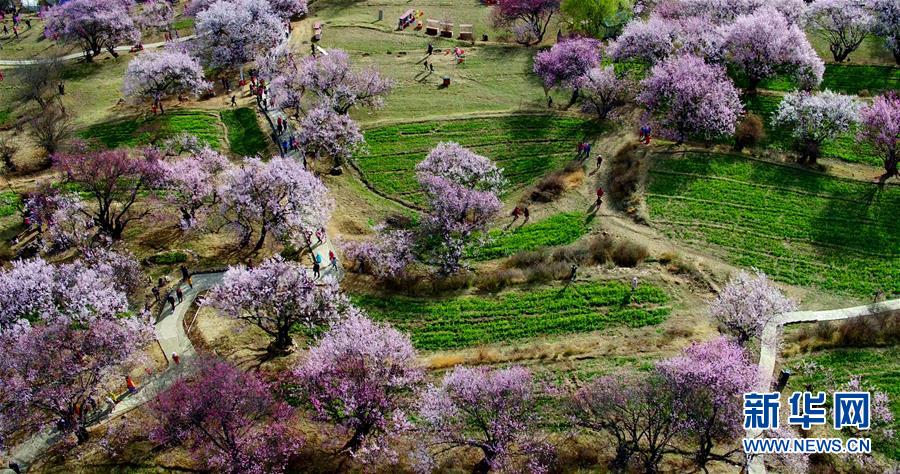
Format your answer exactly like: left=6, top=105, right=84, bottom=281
left=0, top=35, right=196, bottom=67
left=746, top=298, right=900, bottom=474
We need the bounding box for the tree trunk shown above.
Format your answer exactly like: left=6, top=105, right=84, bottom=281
left=882, top=152, right=898, bottom=181
left=252, top=225, right=268, bottom=252
left=565, top=88, right=579, bottom=110
left=746, top=77, right=760, bottom=94
left=341, top=425, right=369, bottom=454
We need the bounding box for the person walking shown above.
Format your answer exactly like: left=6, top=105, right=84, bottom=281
left=330, top=252, right=338, bottom=271
left=522, top=206, right=530, bottom=222
left=313, top=259, right=321, bottom=279
left=596, top=153, right=603, bottom=169
left=429, top=63, right=434, bottom=73
left=595, top=187, right=604, bottom=206
left=569, top=264, right=578, bottom=282
left=166, top=295, right=176, bottom=311
left=171, top=352, right=180, bottom=365
left=424, top=60, right=428, bottom=71
left=631, top=276, right=639, bottom=293
left=151, top=286, right=160, bottom=302
left=176, top=287, right=183, bottom=303
left=181, top=265, right=192, bottom=288
left=231, top=95, right=237, bottom=106
left=427, top=43, right=433, bottom=55
left=511, top=206, right=521, bottom=223
left=126, top=376, right=137, bottom=394
left=58, top=82, right=65, bottom=95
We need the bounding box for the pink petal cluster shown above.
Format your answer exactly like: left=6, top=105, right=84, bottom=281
left=297, top=106, right=364, bottom=169
left=870, top=0, right=900, bottom=64
left=158, top=147, right=229, bottom=229
left=342, top=226, right=416, bottom=280
left=293, top=50, right=393, bottom=114
left=194, top=0, right=286, bottom=72
left=292, top=311, right=423, bottom=460
left=578, top=66, right=635, bottom=120
left=773, top=90, right=861, bottom=147
left=858, top=92, right=900, bottom=178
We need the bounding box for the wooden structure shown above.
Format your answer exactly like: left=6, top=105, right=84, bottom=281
left=439, top=20, right=453, bottom=38
left=425, top=19, right=439, bottom=36
left=458, top=24, right=473, bottom=41
left=398, top=9, right=416, bottom=30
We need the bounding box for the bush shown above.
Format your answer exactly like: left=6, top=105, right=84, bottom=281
left=794, top=312, right=900, bottom=352
left=504, top=249, right=549, bottom=269
left=551, top=245, right=589, bottom=264
left=588, top=234, right=615, bottom=264
left=383, top=213, right=415, bottom=229
left=530, top=174, right=567, bottom=202
left=148, top=251, right=188, bottom=265
left=734, top=113, right=765, bottom=151
left=611, top=240, right=648, bottom=267
left=475, top=269, right=524, bottom=292
left=607, top=143, right=643, bottom=207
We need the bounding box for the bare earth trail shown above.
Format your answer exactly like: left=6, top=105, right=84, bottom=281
left=0, top=35, right=196, bottom=66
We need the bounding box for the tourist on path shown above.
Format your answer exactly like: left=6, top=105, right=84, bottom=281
left=166, top=295, right=176, bottom=311
left=171, top=352, right=180, bottom=365
left=176, top=287, right=183, bottom=303
left=595, top=187, right=604, bottom=206
left=181, top=265, right=192, bottom=288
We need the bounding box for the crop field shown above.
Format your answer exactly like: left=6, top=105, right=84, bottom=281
left=743, top=94, right=882, bottom=167
left=786, top=347, right=900, bottom=460
left=0, top=192, right=20, bottom=218
left=355, top=116, right=606, bottom=205
left=354, top=281, right=671, bottom=350
left=80, top=110, right=224, bottom=150
left=645, top=152, right=900, bottom=297
left=750, top=64, right=899, bottom=95
left=220, top=108, right=269, bottom=157
left=469, top=212, right=589, bottom=260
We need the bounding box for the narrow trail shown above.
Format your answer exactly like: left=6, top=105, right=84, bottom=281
left=0, top=35, right=196, bottom=66
left=745, top=298, right=900, bottom=474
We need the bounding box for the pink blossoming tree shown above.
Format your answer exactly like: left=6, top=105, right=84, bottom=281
left=137, top=0, right=175, bottom=33
left=158, top=147, right=230, bottom=229
left=533, top=37, right=602, bottom=106
left=54, top=148, right=162, bottom=240
left=656, top=337, right=758, bottom=470
left=205, top=256, right=347, bottom=354
left=870, top=0, right=900, bottom=64
left=607, top=16, right=676, bottom=64
left=417, top=366, right=554, bottom=474
left=578, top=66, right=635, bottom=120
left=772, top=90, right=861, bottom=164
left=805, top=0, right=872, bottom=63
left=638, top=54, right=743, bottom=143
left=44, top=0, right=140, bottom=61
left=297, top=106, right=364, bottom=173
left=723, top=7, right=825, bottom=91
left=217, top=156, right=333, bottom=251
left=342, top=226, right=416, bottom=280
left=709, top=270, right=796, bottom=346
left=858, top=92, right=900, bottom=181
left=416, top=142, right=504, bottom=274
left=294, top=50, right=393, bottom=114
left=491, top=0, right=561, bottom=45
left=150, top=357, right=302, bottom=474
left=293, top=312, right=423, bottom=460
left=194, top=0, right=285, bottom=74
left=122, top=49, right=211, bottom=113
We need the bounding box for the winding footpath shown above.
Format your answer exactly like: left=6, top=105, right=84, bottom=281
left=746, top=298, right=900, bottom=474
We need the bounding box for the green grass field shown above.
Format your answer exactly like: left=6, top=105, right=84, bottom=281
left=786, top=347, right=900, bottom=460
left=0, top=191, right=20, bottom=218
left=743, top=93, right=882, bottom=167
left=645, top=152, right=900, bottom=297
left=355, top=115, right=606, bottom=205
left=469, top=212, right=589, bottom=260
left=749, top=64, right=900, bottom=95
left=354, top=281, right=671, bottom=350
left=80, top=110, right=224, bottom=150
left=220, top=108, right=269, bottom=157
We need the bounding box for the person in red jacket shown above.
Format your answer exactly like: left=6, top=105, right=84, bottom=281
left=596, top=187, right=604, bottom=206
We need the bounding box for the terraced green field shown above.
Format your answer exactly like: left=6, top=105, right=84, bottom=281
left=786, top=347, right=900, bottom=460
left=469, top=212, right=589, bottom=260
left=354, top=281, right=670, bottom=350
left=645, top=152, right=900, bottom=297
left=355, top=116, right=606, bottom=205
left=0, top=191, right=20, bottom=218
left=220, top=108, right=269, bottom=157
left=80, top=110, right=224, bottom=150
left=743, top=94, right=881, bottom=167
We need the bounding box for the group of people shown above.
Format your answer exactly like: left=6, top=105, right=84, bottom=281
left=577, top=141, right=593, bottom=160
left=1, top=9, right=29, bottom=40
left=510, top=205, right=530, bottom=223
left=638, top=125, right=653, bottom=144
left=149, top=264, right=194, bottom=312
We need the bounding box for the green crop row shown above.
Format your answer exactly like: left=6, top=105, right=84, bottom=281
left=743, top=93, right=882, bottom=167
left=355, top=116, right=607, bottom=205
left=353, top=281, right=670, bottom=350
left=736, top=64, right=899, bottom=95
left=0, top=191, right=20, bottom=218
left=80, top=110, right=223, bottom=150
left=646, top=152, right=900, bottom=296
left=468, top=212, right=589, bottom=260
left=786, top=347, right=900, bottom=460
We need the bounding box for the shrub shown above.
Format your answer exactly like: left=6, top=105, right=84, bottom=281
left=588, top=234, right=616, bottom=264
left=734, top=113, right=765, bottom=151
left=475, top=269, right=524, bottom=292
left=383, top=213, right=415, bottom=229
left=551, top=245, right=590, bottom=264
left=148, top=251, right=188, bottom=265
left=794, top=312, right=900, bottom=352
left=504, top=249, right=550, bottom=269
left=530, top=174, right=567, bottom=202
left=611, top=240, right=648, bottom=267
left=607, top=143, right=644, bottom=207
